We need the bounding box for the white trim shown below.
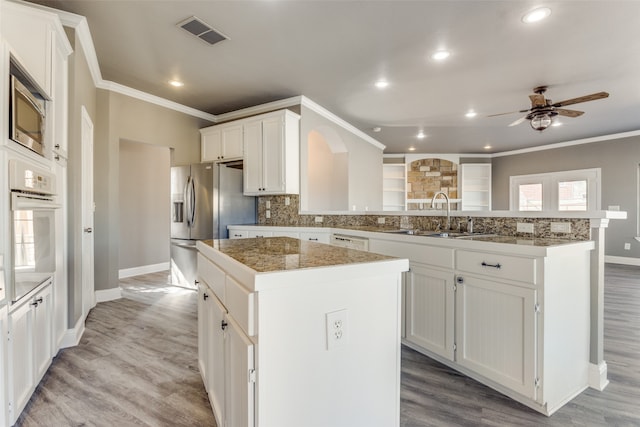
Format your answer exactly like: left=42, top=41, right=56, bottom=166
left=588, top=362, right=609, bottom=391
left=95, top=287, right=122, bottom=303
left=119, top=262, right=170, bottom=279
left=215, top=95, right=302, bottom=122
left=59, top=315, right=86, bottom=349
left=492, top=130, right=640, bottom=158
left=604, top=255, right=640, bottom=266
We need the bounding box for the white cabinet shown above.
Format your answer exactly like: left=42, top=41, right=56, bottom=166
left=405, top=264, right=455, bottom=361
left=198, top=257, right=255, bottom=427
left=382, top=164, right=407, bottom=211
left=299, top=231, right=330, bottom=244
left=460, top=163, right=491, bottom=211
left=243, top=110, right=300, bottom=195
left=8, top=283, right=53, bottom=425
left=455, top=274, right=537, bottom=399
left=248, top=230, right=272, bottom=238
left=201, top=123, right=243, bottom=163
left=228, top=226, right=333, bottom=244
left=0, top=305, right=8, bottom=427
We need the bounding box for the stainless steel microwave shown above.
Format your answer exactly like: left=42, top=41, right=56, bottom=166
left=10, top=74, right=46, bottom=156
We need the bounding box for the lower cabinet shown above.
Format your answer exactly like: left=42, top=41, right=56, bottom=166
left=0, top=304, right=8, bottom=427
left=455, top=274, right=537, bottom=399
left=405, top=263, right=455, bottom=361
left=8, top=283, right=52, bottom=425
left=198, top=275, right=255, bottom=427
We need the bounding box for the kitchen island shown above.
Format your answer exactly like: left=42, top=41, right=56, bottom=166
left=196, top=237, right=409, bottom=427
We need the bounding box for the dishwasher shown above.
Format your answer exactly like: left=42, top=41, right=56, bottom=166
left=330, top=234, right=369, bottom=251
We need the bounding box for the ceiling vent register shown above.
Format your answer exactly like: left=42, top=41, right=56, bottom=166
left=177, top=16, right=228, bottom=46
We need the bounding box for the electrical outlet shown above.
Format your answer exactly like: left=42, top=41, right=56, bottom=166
left=377, top=217, right=386, bottom=224
left=265, top=210, right=271, bottom=219
left=517, top=222, right=534, bottom=233
left=285, top=196, right=290, bottom=206
left=326, top=309, right=348, bottom=350
left=624, top=243, right=631, bottom=250
left=550, top=222, right=572, bottom=233
left=265, top=200, right=271, bottom=209
left=315, top=216, right=323, bottom=223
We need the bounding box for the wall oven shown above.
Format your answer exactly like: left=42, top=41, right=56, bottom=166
left=9, top=160, right=59, bottom=303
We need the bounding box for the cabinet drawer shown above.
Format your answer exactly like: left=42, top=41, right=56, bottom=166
left=229, top=230, right=249, bottom=239
left=225, top=275, right=256, bottom=337
left=197, top=253, right=226, bottom=301
left=456, top=250, right=537, bottom=284
left=299, top=232, right=330, bottom=244
left=249, top=230, right=273, bottom=238
left=369, top=239, right=454, bottom=269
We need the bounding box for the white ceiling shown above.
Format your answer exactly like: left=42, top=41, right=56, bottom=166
left=29, top=0, right=640, bottom=154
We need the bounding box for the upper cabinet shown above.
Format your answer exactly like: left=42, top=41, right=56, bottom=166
left=201, top=122, right=243, bottom=163
left=460, top=164, right=492, bottom=211
left=243, top=110, right=300, bottom=195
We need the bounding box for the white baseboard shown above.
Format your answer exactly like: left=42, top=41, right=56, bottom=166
left=118, top=262, right=170, bottom=279
left=605, top=255, right=640, bottom=266
left=95, top=287, right=122, bottom=303
left=60, top=315, right=86, bottom=349
left=588, top=362, right=609, bottom=391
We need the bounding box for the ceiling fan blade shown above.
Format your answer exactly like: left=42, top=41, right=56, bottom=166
left=556, top=109, right=584, bottom=118
left=552, top=92, right=609, bottom=107
left=508, top=116, right=527, bottom=127
left=529, top=94, right=546, bottom=107
left=487, top=111, right=519, bottom=117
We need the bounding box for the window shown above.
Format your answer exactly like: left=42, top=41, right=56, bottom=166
left=510, top=168, right=600, bottom=212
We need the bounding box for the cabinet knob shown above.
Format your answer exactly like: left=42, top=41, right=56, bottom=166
left=203, top=292, right=209, bottom=300
left=55, top=144, right=60, bottom=149
left=194, top=279, right=200, bottom=286
left=456, top=276, right=464, bottom=284
left=221, top=320, right=228, bottom=330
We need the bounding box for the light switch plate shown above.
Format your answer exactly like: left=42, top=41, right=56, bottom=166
left=265, top=200, right=271, bottom=209
left=377, top=217, right=386, bottom=224
left=517, top=222, right=534, bottom=233
left=550, top=222, right=571, bottom=233
left=285, top=197, right=290, bottom=206
left=265, top=210, right=271, bottom=219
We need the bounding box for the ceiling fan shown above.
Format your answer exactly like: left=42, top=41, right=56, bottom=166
left=489, top=86, right=609, bottom=131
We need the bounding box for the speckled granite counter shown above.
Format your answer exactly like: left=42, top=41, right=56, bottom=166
left=201, top=237, right=393, bottom=273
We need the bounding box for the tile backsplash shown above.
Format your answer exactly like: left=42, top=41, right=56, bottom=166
left=257, top=194, right=591, bottom=240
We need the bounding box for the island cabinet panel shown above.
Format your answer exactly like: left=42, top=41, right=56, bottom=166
left=197, top=238, right=407, bottom=427
left=455, top=275, right=537, bottom=399
left=405, top=264, right=455, bottom=361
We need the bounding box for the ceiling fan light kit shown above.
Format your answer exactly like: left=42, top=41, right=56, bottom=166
left=490, top=86, right=609, bottom=132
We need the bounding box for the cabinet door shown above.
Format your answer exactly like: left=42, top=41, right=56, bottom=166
left=243, top=120, right=263, bottom=194
left=197, top=283, right=210, bottom=386
left=261, top=116, right=284, bottom=193
left=229, top=229, right=249, bottom=239
left=0, top=306, right=8, bottom=427
left=225, top=316, right=255, bottom=427
left=32, top=286, right=53, bottom=383
left=222, top=125, right=243, bottom=160
left=208, top=294, right=227, bottom=427
left=202, top=129, right=223, bottom=162
left=456, top=275, right=537, bottom=399
left=405, top=264, right=455, bottom=360
left=299, top=231, right=329, bottom=244
left=9, top=301, right=34, bottom=424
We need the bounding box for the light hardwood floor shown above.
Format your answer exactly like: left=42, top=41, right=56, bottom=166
left=16, top=265, right=640, bottom=426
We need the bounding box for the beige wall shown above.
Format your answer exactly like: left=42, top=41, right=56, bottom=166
left=93, top=90, right=213, bottom=292
left=118, top=140, right=170, bottom=270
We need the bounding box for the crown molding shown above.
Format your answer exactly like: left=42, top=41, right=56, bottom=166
left=214, top=96, right=303, bottom=123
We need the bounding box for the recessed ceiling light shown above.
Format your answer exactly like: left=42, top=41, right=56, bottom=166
left=372, top=127, right=382, bottom=132
left=465, top=110, right=477, bottom=118
left=169, top=80, right=184, bottom=87
left=522, top=7, right=551, bottom=24
left=431, top=50, right=451, bottom=61
left=484, top=144, right=492, bottom=150
left=375, top=79, right=389, bottom=89
left=408, top=146, right=416, bottom=151
left=416, top=131, right=426, bottom=139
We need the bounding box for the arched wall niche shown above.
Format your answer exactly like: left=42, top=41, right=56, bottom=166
left=306, top=127, right=349, bottom=211
left=406, top=157, right=458, bottom=210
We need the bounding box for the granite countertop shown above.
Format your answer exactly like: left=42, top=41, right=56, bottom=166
left=201, top=237, right=394, bottom=273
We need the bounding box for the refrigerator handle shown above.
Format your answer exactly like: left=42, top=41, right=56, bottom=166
left=190, top=176, right=196, bottom=226
left=184, top=176, right=192, bottom=227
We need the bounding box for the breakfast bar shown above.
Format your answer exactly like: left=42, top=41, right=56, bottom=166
left=196, top=237, right=409, bottom=427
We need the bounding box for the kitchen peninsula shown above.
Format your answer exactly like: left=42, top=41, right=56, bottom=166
left=196, top=237, right=409, bottom=427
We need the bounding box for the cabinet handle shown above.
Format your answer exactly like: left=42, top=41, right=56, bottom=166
left=234, top=234, right=243, bottom=237
left=308, top=238, right=318, bottom=241
left=203, top=292, right=209, bottom=301
left=194, top=279, right=200, bottom=286
left=221, top=320, right=228, bottom=330
left=36, top=297, right=43, bottom=304
left=54, top=154, right=60, bottom=161
left=30, top=301, right=39, bottom=307
left=55, top=144, right=60, bottom=149
left=481, top=261, right=502, bottom=269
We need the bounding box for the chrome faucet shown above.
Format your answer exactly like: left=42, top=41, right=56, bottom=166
left=431, top=191, right=450, bottom=230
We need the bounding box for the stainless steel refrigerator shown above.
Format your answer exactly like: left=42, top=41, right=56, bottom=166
left=170, top=162, right=256, bottom=289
